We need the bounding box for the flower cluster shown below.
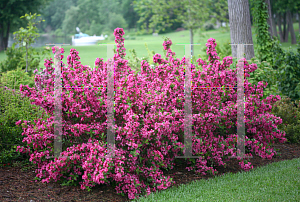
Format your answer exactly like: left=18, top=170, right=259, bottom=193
left=15, top=28, right=286, bottom=200
left=163, top=38, right=172, bottom=50
left=114, top=28, right=126, bottom=59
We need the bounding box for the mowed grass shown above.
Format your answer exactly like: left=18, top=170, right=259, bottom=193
left=0, top=23, right=300, bottom=201
left=0, top=23, right=299, bottom=73
left=133, top=157, right=300, bottom=202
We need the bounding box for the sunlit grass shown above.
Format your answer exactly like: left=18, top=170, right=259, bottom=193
left=0, top=22, right=299, bottom=201
left=0, top=24, right=299, bottom=72
left=133, top=157, right=300, bottom=201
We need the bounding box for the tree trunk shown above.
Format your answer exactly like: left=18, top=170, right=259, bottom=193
left=298, top=12, right=300, bottom=34
left=4, top=23, right=9, bottom=50
left=287, top=10, right=296, bottom=44
left=278, top=13, right=284, bottom=42
left=0, top=22, right=10, bottom=52
left=190, top=28, right=193, bottom=57
left=146, top=22, right=149, bottom=33
left=283, top=12, right=289, bottom=42
left=26, top=42, right=28, bottom=72
left=228, top=0, right=255, bottom=61
left=0, top=23, right=4, bottom=52
left=265, top=0, right=273, bottom=39
left=272, top=13, right=278, bottom=37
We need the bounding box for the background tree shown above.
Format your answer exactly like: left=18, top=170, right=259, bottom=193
left=121, top=0, right=139, bottom=32
left=207, top=0, right=230, bottom=31
left=270, top=0, right=300, bottom=43
left=133, top=0, right=214, bottom=57
left=40, top=0, right=78, bottom=33
left=0, top=0, right=51, bottom=52
left=133, top=0, right=156, bottom=34
left=61, top=6, right=81, bottom=35
left=228, top=0, right=255, bottom=60
left=270, top=0, right=278, bottom=38
left=287, top=9, right=296, bottom=44
left=251, top=0, right=275, bottom=64
left=106, top=13, right=128, bottom=32
left=265, top=0, right=274, bottom=38
left=13, top=13, right=44, bottom=72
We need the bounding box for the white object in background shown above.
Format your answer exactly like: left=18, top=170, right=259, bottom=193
left=72, top=26, right=106, bottom=46
left=72, top=33, right=106, bottom=46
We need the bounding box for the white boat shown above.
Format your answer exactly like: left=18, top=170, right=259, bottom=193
left=72, top=27, right=107, bottom=46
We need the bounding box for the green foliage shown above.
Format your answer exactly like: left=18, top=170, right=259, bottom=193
left=13, top=13, right=44, bottom=48
left=0, top=44, right=27, bottom=73
left=88, top=20, right=104, bottom=36
left=215, top=40, right=232, bottom=60
left=62, top=6, right=80, bottom=34
left=13, top=13, right=45, bottom=72
left=251, top=0, right=273, bottom=65
left=144, top=43, right=156, bottom=66
left=271, top=96, right=300, bottom=144
left=121, top=0, right=139, bottom=30
left=271, top=35, right=300, bottom=103
left=298, top=34, right=300, bottom=54
left=251, top=0, right=300, bottom=104
left=43, top=0, right=77, bottom=32
left=54, top=28, right=65, bottom=37
left=44, top=0, right=134, bottom=35
left=0, top=0, right=51, bottom=49
left=126, top=43, right=156, bottom=73
left=199, top=39, right=232, bottom=62
left=133, top=0, right=212, bottom=35
left=0, top=12, right=51, bottom=76
left=248, top=58, right=285, bottom=101
left=106, top=13, right=128, bottom=32
left=126, top=48, right=141, bottom=72
left=0, top=66, right=36, bottom=90
left=0, top=43, right=51, bottom=77
left=0, top=84, right=51, bottom=165
left=203, top=20, right=215, bottom=31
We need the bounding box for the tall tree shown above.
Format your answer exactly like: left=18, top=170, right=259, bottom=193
left=61, top=6, right=81, bottom=34
left=121, top=0, right=139, bottom=32
left=13, top=13, right=45, bottom=72
left=251, top=0, right=276, bottom=64
left=299, top=12, right=300, bottom=34
left=270, top=0, right=278, bottom=37
left=271, top=0, right=300, bottom=43
left=277, top=13, right=284, bottom=41
left=207, top=0, right=230, bottom=31
left=228, top=0, right=255, bottom=60
left=265, top=0, right=274, bottom=38
left=287, top=9, right=297, bottom=44
left=283, top=12, right=289, bottom=42
left=133, top=0, right=213, bottom=57
left=133, top=0, right=158, bottom=34
left=0, top=0, right=51, bottom=52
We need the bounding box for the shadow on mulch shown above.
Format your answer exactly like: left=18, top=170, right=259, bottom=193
left=0, top=142, right=299, bottom=202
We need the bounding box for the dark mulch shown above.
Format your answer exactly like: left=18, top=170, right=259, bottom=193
left=0, top=142, right=300, bottom=202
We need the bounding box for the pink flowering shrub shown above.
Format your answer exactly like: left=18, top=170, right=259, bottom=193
left=15, top=28, right=286, bottom=200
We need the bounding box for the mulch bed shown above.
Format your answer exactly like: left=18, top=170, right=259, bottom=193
left=0, top=142, right=299, bottom=202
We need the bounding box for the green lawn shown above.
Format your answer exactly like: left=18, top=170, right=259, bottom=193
left=0, top=24, right=299, bottom=73
left=0, top=24, right=299, bottom=201
left=133, top=157, right=300, bottom=202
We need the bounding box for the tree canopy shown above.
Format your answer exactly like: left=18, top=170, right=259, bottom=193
left=0, top=0, right=51, bottom=52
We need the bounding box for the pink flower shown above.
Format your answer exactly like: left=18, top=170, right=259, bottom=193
left=16, top=28, right=284, bottom=200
